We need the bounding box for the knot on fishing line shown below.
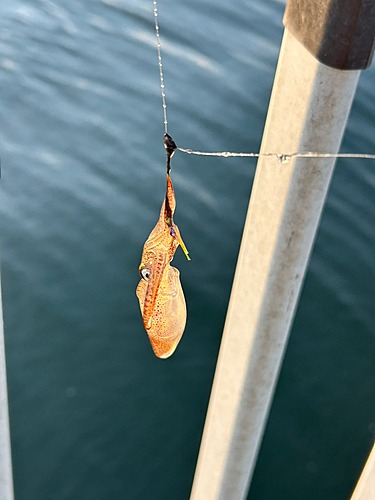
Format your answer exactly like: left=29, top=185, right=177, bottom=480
left=164, top=133, right=177, bottom=158
left=164, top=133, right=177, bottom=174
left=277, top=154, right=291, bottom=164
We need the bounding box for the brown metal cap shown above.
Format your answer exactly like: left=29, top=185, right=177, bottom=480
left=283, top=0, right=375, bottom=70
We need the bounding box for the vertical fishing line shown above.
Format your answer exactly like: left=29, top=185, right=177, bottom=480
left=153, top=0, right=168, bottom=135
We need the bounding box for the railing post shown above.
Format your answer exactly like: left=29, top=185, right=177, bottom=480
left=350, top=444, right=375, bottom=500
left=0, top=272, right=14, bottom=500
left=190, top=1, right=375, bottom=499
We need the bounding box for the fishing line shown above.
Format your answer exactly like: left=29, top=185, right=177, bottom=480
left=177, top=149, right=375, bottom=164
left=153, top=0, right=168, bottom=135
left=152, top=0, right=375, bottom=164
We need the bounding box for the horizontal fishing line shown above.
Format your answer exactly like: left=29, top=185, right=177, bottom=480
left=177, top=148, right=375, bottom=164
left=152, top=1, right=374, bottom=165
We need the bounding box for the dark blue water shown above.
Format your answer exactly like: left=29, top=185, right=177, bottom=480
left=1, top=1, right=374, bottom=499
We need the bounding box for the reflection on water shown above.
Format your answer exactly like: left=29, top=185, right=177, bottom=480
left=0, top=1, right=374, bottom=499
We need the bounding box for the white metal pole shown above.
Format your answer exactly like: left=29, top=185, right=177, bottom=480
left=190, top=28, right=360, bottom=500
left=350, top=444, right=375, bottom=500
left=0, top=273, right=14, bottom=500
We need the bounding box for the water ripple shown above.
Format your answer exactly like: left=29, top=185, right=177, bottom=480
left=129, top=28, right=223, bottom=75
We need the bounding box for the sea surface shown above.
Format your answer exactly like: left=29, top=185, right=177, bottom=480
left=1, top=1, right=375, bottom=499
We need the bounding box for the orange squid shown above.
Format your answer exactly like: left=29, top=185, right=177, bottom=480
left=136, top=135, right=189, bottom=358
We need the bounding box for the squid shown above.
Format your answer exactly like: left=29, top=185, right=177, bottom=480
left=136, top=134, right=190, bottom=358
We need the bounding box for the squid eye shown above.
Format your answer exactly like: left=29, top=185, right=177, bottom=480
left=140, top=267, right=151, bottom=281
